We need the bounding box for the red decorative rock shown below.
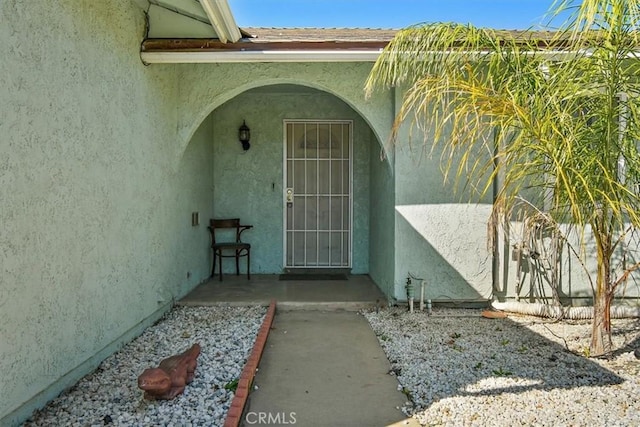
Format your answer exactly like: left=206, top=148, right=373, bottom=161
left=481, top=310, right=508, bottom=319
left=137, top=343, right=201, bottom=400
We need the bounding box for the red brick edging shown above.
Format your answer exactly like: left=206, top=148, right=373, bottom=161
left=223, top=300, right=277, bottom=427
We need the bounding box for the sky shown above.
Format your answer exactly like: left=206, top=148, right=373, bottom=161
left=228, top=0, right=563, bottom=30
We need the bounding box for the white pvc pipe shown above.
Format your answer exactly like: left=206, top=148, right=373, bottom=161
left=491, top=301, right=640, bottom=319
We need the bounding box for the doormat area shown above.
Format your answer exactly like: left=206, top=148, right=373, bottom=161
left=279, top=274, right=349, bottom=281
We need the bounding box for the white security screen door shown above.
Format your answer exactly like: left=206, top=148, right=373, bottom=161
left=284, top=120, right=352, bottom=268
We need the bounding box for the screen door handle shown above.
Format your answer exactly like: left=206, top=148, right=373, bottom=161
left=286, top=188, right=294, bottom=206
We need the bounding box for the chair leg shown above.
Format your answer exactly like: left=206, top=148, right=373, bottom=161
left=211, top=250, right=217, bottom=278
left=235, top=250, right=240, bottom=276
left=218, top=255, right=223, bottom=281
left=247, top=250, right=251, bottom=280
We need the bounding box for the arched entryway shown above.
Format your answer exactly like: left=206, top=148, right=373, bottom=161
left=186, top=83, right=393, bottom=287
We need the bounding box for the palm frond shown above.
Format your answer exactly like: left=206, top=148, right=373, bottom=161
left=366, top=0, right=640, bottom=256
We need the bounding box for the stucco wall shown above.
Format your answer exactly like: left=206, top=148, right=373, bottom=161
left=174, top=62, right=394, bottom=161
left=175, top=117, right=216, bottom=284
left=497, top=221, right=640, bottom=303
left=392, top=124, right=494, bottom=302
left=210, top=88, right=372, bottom=274
left=0, top=1, right=211, bottom=423
left=369, top=131, right=396, bottom=297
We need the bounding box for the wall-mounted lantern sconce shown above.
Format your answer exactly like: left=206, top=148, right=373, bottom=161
left=239, top=120, right=251, bottom=151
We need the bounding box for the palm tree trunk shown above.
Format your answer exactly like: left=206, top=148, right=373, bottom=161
left=590, top=241, right=613, bottom=356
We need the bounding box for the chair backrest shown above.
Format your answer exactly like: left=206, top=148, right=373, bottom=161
left=210, top=218, right=242, bottom=244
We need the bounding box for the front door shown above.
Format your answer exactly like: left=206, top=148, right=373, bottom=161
left=284, top=120, right=352, bottom=268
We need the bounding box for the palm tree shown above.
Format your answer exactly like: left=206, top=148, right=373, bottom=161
left=366, top=0, right=640, bottom=356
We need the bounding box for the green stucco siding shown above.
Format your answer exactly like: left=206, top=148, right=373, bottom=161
left=369, top=132, right=396, bottom=298
left=1, top=1, right=212, bottom=423
left=174, top=62, right=394, bottom=161
left=392, top=125, right=494, bottom=302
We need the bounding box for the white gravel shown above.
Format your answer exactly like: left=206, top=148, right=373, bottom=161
left=363, top=307, right=640, bottom=427
left=23, top=305, right=266, bottom=427
left=21, top=305, right=640, bottom=427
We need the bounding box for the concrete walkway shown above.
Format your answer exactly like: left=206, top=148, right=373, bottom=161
left=244, top=310, right=418, bottom=427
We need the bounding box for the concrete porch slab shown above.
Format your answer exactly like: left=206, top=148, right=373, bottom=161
left=178, top=274, right=387, bottom=311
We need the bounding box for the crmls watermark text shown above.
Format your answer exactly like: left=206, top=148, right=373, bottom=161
left=245, top=412, right=297, bottom=425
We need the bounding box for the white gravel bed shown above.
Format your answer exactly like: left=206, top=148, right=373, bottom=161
left=363, top=307, right=640, bottom=427
left=24, top=305, right=267, bottom=427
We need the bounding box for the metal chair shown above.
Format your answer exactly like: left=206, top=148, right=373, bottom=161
left=208, top=218, right=252, bottom=281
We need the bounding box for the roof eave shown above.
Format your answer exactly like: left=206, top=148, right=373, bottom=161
left=200, top=0, right=241, bottom=43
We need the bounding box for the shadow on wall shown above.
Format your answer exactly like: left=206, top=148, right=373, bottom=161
left=395, top=204, right=493, bottom=302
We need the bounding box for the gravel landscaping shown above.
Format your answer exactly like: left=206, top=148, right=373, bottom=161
left=21, top=304, right=640, bottom=426
left=363, top=307, right=640, bottom=427
left=23, top=305, right=266, bottom=427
